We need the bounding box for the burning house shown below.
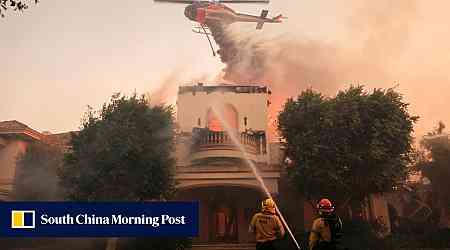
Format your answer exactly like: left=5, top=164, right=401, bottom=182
left=173, top=83, right=284, bottom=244
left=0, top=83, right=395, bottom=248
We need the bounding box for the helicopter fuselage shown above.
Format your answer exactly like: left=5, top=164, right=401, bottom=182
left=184, top=2, right=238, bottom=25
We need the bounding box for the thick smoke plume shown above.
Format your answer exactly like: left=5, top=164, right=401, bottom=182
left=203, top=0, right=450, bottom=137
left=205, top=20, right=367, bottom=137
left=208, top=21, right=344, bottom=88
left=207, top=1, right=418, bottom=90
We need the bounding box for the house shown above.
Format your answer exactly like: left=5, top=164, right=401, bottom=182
left=173, top=83, right=283, bottom=243
left=0, top=120, right=72, bottom=201
left=0, top=120, right=43, bottom=200
left=0, top=83, right=394, bottom=248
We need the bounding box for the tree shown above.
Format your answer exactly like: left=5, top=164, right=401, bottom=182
left=0, top=0, right=38, bottom=18
left=59, top=93, right=176, bottom=201
left=418, top=122, right=450, bottom=229
left=59, top=94, right=187, bottom=250
left=278, top=86, right=418, bottom=206
left=15, top=141, right=63, bottom=200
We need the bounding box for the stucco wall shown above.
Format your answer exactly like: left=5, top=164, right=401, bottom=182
left=0, top=139, right=28, bottom=200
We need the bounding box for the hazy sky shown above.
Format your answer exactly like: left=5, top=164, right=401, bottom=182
left=1, top=0, right=449, bottom=137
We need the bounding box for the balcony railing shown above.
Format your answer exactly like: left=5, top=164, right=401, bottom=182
left=192, top=128, right=267, bottom=156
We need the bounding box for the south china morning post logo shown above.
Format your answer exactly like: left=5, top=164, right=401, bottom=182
left=11, top=210, right=35, bottom=229
left=9, top=211, right=187, bottom=232
left=0, top=202, right=198, bottom=237
left=39, top=213, right=187, bottom=227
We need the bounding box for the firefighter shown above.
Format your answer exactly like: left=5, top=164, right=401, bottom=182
left=249, top=198, right=285, bottom=250
left=309, top=198, right=343, bottom=250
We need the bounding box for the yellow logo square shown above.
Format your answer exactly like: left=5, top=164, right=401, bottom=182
left=11, top=210, right=35, bottom=229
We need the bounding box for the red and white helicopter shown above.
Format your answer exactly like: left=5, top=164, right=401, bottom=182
left=154, top=0, right=285, bottom=55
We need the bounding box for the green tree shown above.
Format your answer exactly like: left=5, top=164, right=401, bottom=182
left=59, top=94, right=188, bottom=250
left=15, top=141, right=63, bottom=200
left=59, top=93, right=176, bottom=201
left=278, top=86, right=418, bottom=206
left=418, top=122, right=450, bottom=229
left=0, top=0, right=38, bottom=18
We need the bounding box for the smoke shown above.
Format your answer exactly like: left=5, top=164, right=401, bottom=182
left=202, top=0, right=450, bottom=137
left=205, top=20, right=346, bottom=137
left=208, top=21, right=340, bottom=87
left=14, top=141, right=64, bottom=201
left=148, top=71, right=183, bottom=107
left=148, top=69, right=222, bottom=107
left=346, top=0, right=450, bottom=136
left=346, top=0, right=417, bottom=62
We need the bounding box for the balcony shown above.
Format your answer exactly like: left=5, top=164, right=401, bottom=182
left=190, top=128, right=267, bottom=163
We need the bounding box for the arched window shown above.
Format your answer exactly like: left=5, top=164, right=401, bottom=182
left=206, top=104, right=238, bottom=132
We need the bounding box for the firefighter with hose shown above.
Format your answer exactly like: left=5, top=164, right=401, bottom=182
left=249, top=198, right=286, bottom=250
left=309, top=198, right=343, bottom=250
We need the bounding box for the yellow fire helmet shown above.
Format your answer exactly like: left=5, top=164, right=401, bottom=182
left=261, top=198, right=276, bottom=214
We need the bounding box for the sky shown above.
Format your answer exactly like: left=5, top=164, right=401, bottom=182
left=1, top=0, right=449, bottom=138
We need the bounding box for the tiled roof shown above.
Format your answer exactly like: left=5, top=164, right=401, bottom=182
left=0, top=120, right=78, bottom=150
left=43, top=132, right=76, bottom=148
left=0, top=120, right=42, bottom=141
left=0, top=120, right=29, bottom=131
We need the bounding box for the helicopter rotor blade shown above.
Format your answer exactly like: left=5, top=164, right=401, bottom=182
left=154, top=0, right=195, bottom=4
left=219, top=0, right=269, bottom=3
left=154, top=0, right=269, bottom=3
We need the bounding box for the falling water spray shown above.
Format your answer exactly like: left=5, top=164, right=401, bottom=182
left=211, top=104, right=301, bottom=250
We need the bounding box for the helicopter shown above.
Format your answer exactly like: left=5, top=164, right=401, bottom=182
left=154, top=0, right=285, bottom=56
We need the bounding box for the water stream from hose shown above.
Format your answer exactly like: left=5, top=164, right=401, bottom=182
left=211, top=104, right=301, bottom=250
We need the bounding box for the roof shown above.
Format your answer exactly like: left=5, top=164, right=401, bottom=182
left=0, top=120, right=43, bottom=141
left=178, top=83, right=271, bottom=95
left=43, top=132, right=76, bottom=149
